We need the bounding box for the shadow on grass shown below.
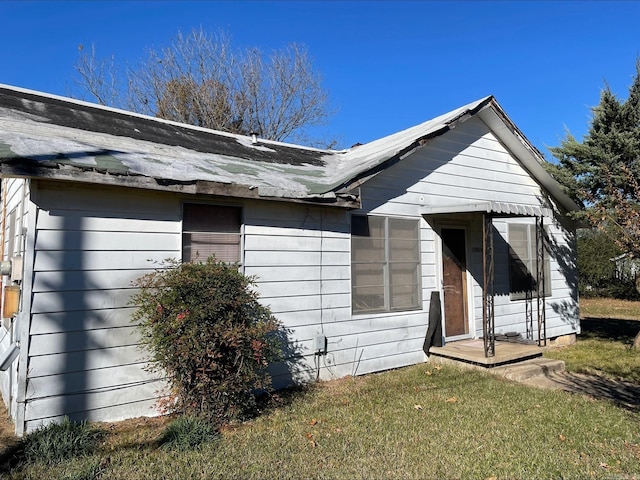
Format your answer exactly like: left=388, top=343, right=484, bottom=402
left=539, top=315, right=640, bottom=413
left=0, top=440, right=24, bottom=474
left=104, top=387, right=314, bottom=454
left=580, top=317, right=640, bottom=343
left=541, top=371, right=640, bottom=413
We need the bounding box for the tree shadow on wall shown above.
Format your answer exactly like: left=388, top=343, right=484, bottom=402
left=268, top=325, right=308, bottom=391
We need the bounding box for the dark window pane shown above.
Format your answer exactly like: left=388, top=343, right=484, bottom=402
left=509, top=223, right=552, bottom=300
left=183, top=204, right=241, bottom=263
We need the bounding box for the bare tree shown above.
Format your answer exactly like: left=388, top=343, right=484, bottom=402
left=73, top=29, right=334, bottom=145
left=74, top=43, right=124, bottom=108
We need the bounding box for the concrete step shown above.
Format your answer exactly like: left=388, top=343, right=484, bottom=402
left=490, top=357, right=565, bottom=382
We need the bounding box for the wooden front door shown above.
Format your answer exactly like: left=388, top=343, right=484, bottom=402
left=441, top=228, right=469, bottom=337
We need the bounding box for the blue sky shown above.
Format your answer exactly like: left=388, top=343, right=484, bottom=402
left=2, top=1, right=639, bottom=157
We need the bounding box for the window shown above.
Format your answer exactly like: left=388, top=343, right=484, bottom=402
left=351, top=215, right=421, bottom=314
left=508, top=223, right=551, bottom=300
left=182, top=204, right=242, bottom=263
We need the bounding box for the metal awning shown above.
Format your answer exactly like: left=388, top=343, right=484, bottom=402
left=421, top=201, right=551, bottom=218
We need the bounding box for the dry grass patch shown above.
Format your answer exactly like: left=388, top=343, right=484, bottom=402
left=580, top=298, right=640, bottom=320
left=0, top=403, right=17, bottom=453
left=100, top=415, right=173, bottom=452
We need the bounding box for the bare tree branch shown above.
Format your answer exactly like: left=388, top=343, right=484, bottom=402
left=73, top=43, right=122, bottom=107
left=72, top=29, right=335, bottom=145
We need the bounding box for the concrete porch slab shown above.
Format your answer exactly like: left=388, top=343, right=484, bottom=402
left=491, top=357, right=566, bottom=381
left=429, top=339, right=543, bottom=367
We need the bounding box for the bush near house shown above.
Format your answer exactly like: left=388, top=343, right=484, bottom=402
left=577, top=229, right=639, bottom=300
left=130, top=257, right=282, bottom=425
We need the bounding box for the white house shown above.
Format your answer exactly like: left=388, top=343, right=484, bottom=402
left=610, top=253, right=640, bottom=281
left=0, top=85, right=579, bottom=435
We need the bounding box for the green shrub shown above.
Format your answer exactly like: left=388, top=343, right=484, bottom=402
left=19, top=417, right=104, bottom=466
left=131, top=257, right=282, bottom=424
left=577, top=228, right=640, bottom=300
left=158, top=415, right=218, bottom=451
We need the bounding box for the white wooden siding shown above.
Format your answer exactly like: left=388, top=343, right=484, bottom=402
left=243, top=201, right=352, bottom=384
left=250, top=117, right=577, bottom=385
left=22, top=182, right=180, bottom=431
left=355, top=116, right=578, bottom=348
left=24, top=392, right=159, bottom=433
left=243, top=200, right=434, bottom=383
left=363, top=120, right=544, bottom=216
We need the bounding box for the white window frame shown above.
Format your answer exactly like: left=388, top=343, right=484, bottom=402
left=351, top=214, right=422, bottom=314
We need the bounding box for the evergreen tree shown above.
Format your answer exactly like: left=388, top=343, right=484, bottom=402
left=549, top=60, right=640, bottom=258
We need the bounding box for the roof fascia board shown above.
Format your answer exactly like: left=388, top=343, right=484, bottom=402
left=0, top=163, right=359, bottom=209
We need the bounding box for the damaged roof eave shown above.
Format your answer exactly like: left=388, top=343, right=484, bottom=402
left=0, top=160, right=361, bottom=209
left=0, top=84, right=576, bottom=216
left=326, top=96, right=579, bottom=217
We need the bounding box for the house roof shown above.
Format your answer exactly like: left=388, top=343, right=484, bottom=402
left=0, top=84, right=578, bottom=212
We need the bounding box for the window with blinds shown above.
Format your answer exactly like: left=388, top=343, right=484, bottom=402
left=351, top=215, right=421, bottom=314
left=182, top=204, right=242, bottom=263
left=508, top=223, right=551, bottom=300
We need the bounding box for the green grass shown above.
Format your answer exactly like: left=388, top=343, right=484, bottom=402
left=546, top=298, right=640, bottom=383
left=4, top=297, right=640, bottom=479
left=4, top=365, right=639, bottom=479
left=157, top=415, right=218, bottom=451
left=0, top=417, right=105, bottom=475
left=546, top=336, right=640, bottom=383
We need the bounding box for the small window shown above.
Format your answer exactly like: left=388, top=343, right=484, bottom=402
left=182, top=204, right=241, bottom=263
left=351, top=215, right=421, bottom=314
left=508, top=223, right=551, bottom=300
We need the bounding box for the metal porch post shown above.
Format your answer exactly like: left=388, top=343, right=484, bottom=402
left=536, top=215, right=547, bottom=347
left=482, top=213, right=495, bottom=357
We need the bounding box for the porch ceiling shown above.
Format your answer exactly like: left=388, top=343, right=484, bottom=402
left=420, top=201, right=551, bottom=218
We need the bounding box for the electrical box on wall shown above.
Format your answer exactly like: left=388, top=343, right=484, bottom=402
left=313, top=335, right=327, bottom=355
left=11, top=256, right=23, bottom=282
